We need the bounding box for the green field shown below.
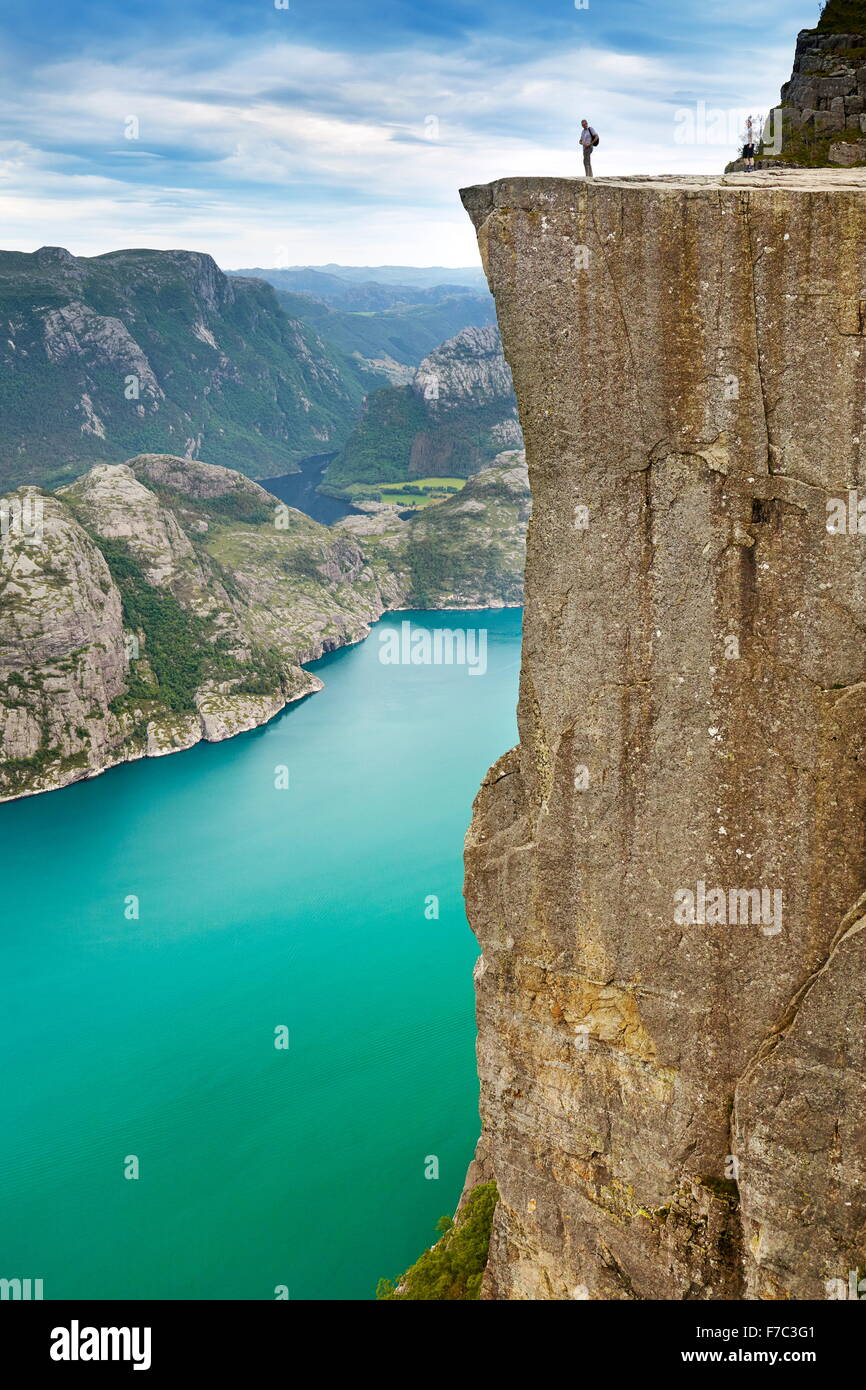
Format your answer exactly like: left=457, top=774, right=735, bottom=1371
left=346, top=477, right=466, bottom=509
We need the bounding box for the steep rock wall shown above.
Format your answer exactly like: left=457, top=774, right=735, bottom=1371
left=460, top=172, right=866, bottom=1300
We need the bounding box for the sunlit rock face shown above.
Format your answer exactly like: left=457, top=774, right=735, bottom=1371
left=461, top=173, right=866, bottom=1300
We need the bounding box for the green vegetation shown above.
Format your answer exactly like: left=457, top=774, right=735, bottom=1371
left=399, top=477, right=464, bottom=491
left=97, top=538, right=211, bottom=712
left=376, top=1182, right=498, bottom=1301
left=324, top=385, right=430, bottom=488
left=816, top=0, right=866, bottom=35
left=145, top=483, right=275, bottom=528
left=405, top=509, right=510, bottom=606
left=756, top=117, right=866, bottom=168
left=698, top=1176, right=740, bottom=1205
left=96, top=538, right=288, bottom=709
left=324, top=380, right=517, bottom=494
left=209, top=638, right=287, bottom=697
left=343, top=476, right=465, bottom=508
left=2, top=746, right=91, bottom=797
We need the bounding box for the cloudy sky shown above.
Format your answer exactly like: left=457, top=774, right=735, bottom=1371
left=0, top=0, right=818, bottom=268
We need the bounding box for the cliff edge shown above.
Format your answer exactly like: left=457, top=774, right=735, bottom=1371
left=460, top=173, right=866, bottom=1299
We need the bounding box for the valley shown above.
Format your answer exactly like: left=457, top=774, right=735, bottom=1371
left=0, top=255, right=528, bottom=803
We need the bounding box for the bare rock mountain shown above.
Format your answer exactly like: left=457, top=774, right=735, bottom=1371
left=727, top=0, right=866, bottom=169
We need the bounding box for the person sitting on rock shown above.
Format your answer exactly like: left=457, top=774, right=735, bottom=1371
left=742, top=140, right=755, bottom=171
left=579, top=119, right=599, bottom=177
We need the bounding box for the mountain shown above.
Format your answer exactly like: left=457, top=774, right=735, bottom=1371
left=725, top=0, right=866, bottom=169
left=0, top=451, right=529, bottom=802
left=338, top=451, right=529, bottom=609
left=227, top=267, right=482, bottom=311
left=310, top=264, right=489, bottom=291
left=323, top=325, right=522, bottom=493
left=0, top=246, right=376, bottom=492
left=0, top=457, right=388, bottom=801
left=272, top=288, right=497, bottom=374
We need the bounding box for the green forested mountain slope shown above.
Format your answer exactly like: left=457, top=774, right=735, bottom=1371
left=0, top=246, right=377, bottom=491
left=816, top=0, right=866, bottom=34
left=324, top=325, right=521, bottom=491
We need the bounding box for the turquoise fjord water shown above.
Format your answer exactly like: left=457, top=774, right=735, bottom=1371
left=0, top=609, right=521, bottom=1300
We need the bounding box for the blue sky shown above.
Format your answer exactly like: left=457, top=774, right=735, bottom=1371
left=0, top=0, right=819, bottom=267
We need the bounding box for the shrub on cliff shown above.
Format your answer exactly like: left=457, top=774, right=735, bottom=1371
left=376, top=1181, right=498, bottom=1301
left=97, top=537, right=210, bottom=712
left=816, top=0, right=866, bottom=35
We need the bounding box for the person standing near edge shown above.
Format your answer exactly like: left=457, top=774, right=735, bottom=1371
left=579, top=118, right=598, bottom=177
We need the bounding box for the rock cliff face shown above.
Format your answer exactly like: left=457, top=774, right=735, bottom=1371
left=727, top=2, right=866, bottom=170
left=460, top=173, right=866, bottom=1299
left=0, top=489, right=131, bottom=791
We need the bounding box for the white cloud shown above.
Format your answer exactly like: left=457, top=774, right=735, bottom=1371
left=0, top=32, right=798, bottom=264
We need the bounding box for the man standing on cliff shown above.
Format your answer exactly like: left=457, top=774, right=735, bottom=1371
left=579, top=119, right=598, bottom=177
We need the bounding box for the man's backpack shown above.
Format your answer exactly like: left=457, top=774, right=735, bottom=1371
left=591, top=131, right=600, bottom=146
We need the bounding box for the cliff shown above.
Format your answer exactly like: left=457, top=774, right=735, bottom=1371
left=726, top=1, right=866, bottom=170
left=460, top=172, right=866, bottom=1299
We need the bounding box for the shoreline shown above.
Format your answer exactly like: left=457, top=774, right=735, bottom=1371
left=0, top=601, right=522, bottom=806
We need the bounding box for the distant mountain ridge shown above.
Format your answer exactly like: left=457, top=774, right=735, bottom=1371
left=228, top=266, right=489, bottom=311
left=272, top=287, right=496, bottom=372
left=313, top=264, right=487, bottom=289
left=0, top=246, right=379, bottom=491
left=231, top=263, right=488, bottom=294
